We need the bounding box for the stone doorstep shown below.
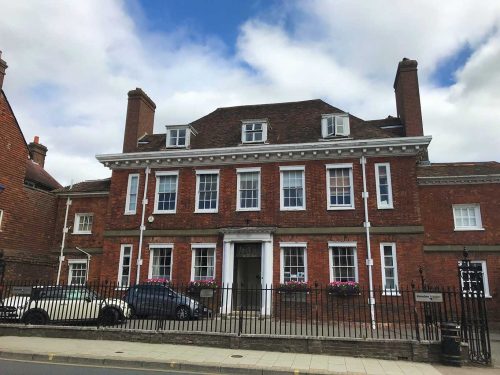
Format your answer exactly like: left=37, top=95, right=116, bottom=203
left=0, top=350, right=322, bottom=375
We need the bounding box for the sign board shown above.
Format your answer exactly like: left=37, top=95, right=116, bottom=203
left=415, top=292, right=443, bottom=303
left=11, top=286, right=33, bottom=296
left=200, top=289, right=214, bottom=298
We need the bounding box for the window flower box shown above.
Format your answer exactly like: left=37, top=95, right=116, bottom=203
left=187, top=279, right=218, bottom=297
left=145, top=278, right=171, bottom=287
left=328, top=281, right=360, bottom=296
left=277, top=281, right=309, bottom=302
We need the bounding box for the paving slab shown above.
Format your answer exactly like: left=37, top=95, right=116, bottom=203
left=0, top=335, right=497, bottom=374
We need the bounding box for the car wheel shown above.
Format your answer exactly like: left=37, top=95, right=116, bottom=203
left=129, top=305, right=137, bottom=318
left=23, top=310, right=48, bottom=325
left=99, top=307, right=119, bottom=326
left=175, top=305, right=190, bottom=321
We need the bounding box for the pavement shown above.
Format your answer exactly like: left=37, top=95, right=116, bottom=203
left=0, top=336, right=498, bottom=375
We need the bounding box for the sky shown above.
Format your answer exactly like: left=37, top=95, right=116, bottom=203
left=0, top=0, right=499, bottom=185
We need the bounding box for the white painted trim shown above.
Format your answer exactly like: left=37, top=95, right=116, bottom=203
left=165, top=126, right=190, bottom=148
left=459, top=260, right=491, bottom=298
left=241, top=120, right=268, bottom=144
left=328, top=243, right=358, bottom=282
left=124, top=173, right=140, bottom=215
left=190, top=245, right=217, bottom=281
left=236, top=168, right=261, bottom=211
left=195, top=170, right=220, bottom=213
left=452, top=204, right=483, bottom=231
left=153, top=171, right=179, bottom=214
left=375, top=163, right=394, bottom=209
left=117, top=244, right=133, bottom=287
left=279, top=244, right=308, bottom=283
left=326, top=164, right=355, bottom=210
left=280, top=166, right=306, bottom=211
left=67, top=259, right=88, bottom=285
left=72, top=213, right=93, bottom=234
left=380, top=243, right=399, bottom=294
left=0, top=209, right=3, bottom=231
left=148, top=243, right=174, bottom=280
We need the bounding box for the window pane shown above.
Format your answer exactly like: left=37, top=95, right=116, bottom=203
left=157, top=175, right=177, bottom=211
left=329, top=168, right=352, bottom=206
left=69, top=263, right=87, bottom=285
left=239, top=172, right=259, bottom=209
left=193, top=248, right=215, bottom=281
left=198, top=174, right=218, bottom=210
left=120, top=246, right=132, bottom=286
left=331, top=247, right=356, bottom=282
left=151, top=248, right=172, bottom=279
left=282, top=170, right=304, bottom=208
left=283, top=247, right=306, bottom=282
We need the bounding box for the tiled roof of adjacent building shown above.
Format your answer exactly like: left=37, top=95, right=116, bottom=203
left=417, top=162, right=500, bottom=177
left=54, top=178, right=111, bottom=194
left=25, top=160, right=62, bottom=191
left=137, top=99, right=397, bottom=152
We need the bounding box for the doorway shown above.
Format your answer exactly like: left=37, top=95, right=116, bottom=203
left=234, top=243, right=261, bottom=310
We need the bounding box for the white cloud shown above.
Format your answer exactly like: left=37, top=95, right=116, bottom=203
left=0, top=0, right=499, bottom=185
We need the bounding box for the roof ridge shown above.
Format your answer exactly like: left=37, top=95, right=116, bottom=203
left=214, top=98, right=326, bottom=110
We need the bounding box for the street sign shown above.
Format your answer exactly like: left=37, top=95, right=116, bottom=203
left=415, top=292, right=443, bottom=303
left=200, top=289, right=214, bottom=298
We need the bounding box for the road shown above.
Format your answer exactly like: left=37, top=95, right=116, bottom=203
left=0, top=358, right=216, bottom=375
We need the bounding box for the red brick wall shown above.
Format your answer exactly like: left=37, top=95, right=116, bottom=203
left=419, top=182, right=500, bottom=320
left=0, top=91, right=58, bottom=281
left=106, top=156, right=422, bottom=231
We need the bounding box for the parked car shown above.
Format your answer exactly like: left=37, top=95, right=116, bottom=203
left=123, top=284, right=210, bottom=320
left=1, top=285, right=131, bottom=326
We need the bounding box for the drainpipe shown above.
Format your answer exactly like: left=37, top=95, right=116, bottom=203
left=56, top=196, right=72, bottom=284
left=75, top=247, right=91, bottom=283
left=135, top=166, right=151, bottom=283
left=360, top=155, right=376, bottom=329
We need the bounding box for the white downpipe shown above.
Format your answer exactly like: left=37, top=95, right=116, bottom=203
left=360, top=155, right=376, bottom=329
left=135, top=166, right=151, bottom=283
left=75, top=247, right=91, bottom=283
left=56, top=196, right=72, bottom=284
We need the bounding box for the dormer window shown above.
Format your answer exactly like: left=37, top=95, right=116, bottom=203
left=166, top=125, right=191, bottom=148
left=321, top=114, right=350, bottom=138
left=242, top=120, right=267, bottom=144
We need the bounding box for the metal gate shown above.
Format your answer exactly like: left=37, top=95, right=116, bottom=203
left=457, top=250, right=491, bottom=365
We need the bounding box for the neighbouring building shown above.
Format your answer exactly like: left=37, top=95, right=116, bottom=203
left=0, top=52, right=61, bottom=280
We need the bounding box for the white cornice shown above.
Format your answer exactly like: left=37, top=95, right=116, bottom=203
left=96, top=136, right=432, bottom=170
left=55, top=191, right=110, bottom=197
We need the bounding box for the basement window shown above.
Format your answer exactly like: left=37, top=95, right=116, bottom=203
left=321, top=114, right=350, bottom=138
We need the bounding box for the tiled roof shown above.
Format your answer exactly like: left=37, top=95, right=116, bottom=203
left=25, top=160, right=62, bottom=191
left=417, top=162, right=500, bottom=177
left=137, top=99, right=396, bottom=152
left=364, top=116, right=404, bottom=137
left=54, top=178, right=111, bottom=194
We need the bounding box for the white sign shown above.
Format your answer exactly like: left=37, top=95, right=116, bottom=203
left=415, top=292, right=443, bottom=303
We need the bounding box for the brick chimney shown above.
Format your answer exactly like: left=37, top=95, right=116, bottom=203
left=393, top=58, right=424, bottom=137
left=122, top=88, right=156, bottom=153
left=28, top=136, right=48, bottom=168
left=0, top=51, right=8, bottom=90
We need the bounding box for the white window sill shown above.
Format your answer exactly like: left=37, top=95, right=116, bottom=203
left=327, top=206, right=355, bottom=211
left=73, top=232, right=92, bottom=235
left=382, top=292, right=401, bottom=297
left=195, top=210, right=218, bottom=214
left=237, top=208, right=261, bottom=212
left=153, top=210, right=176, bottom=215
left=166, top=145, right=187, bottom=149
left=377, top=206, right=394, bottom=210
left=280, top=207, right=306, bottom=211
left=454, top=227, right=485, bottom=231
left=124, top=211, right=137, bottom=216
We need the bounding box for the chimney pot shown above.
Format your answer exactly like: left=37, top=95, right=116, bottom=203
left=34, top=136, right=40, bottom=144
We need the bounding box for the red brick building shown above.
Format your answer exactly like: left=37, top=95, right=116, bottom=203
left=0, top=52, right=61, bottom=280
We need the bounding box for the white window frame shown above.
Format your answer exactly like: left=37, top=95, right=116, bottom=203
left=321, top=113, right=350, bottom=138
left=118, top=244, right=133, bottom=287
left=380, top=243, right=400, bottom=295
left=190, top=243, right=217, bottom=281
left=125, top=174, right=140, bottom=215
left=459, top=260, right=491, bottom=298
left=452, top=204, right=484, bottom=231
left=328, top=242, right=358, bottom=282
left=153, top=171, right=179, bottom=214
left=166, top=126, right=190, bottom=148
left=236, top=167, right=261, bottom=211
left=279, top=242, right=308, bottom=283
left=68, top=259, right=88, bottom=285
left=73, top=213, right=93, bottom=234
left=241, top=120, right=268, bottom=144
left=148, top=244, right=174, bottom=280
left=280, top=166, right=306, bottom=211
left=375, top=163, right=394, bottom=209
left=0, top=209, right=3, bottom=231
left=326, top=163, right=355, bottom=210
left=195, top=169, right=220, bottom=213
